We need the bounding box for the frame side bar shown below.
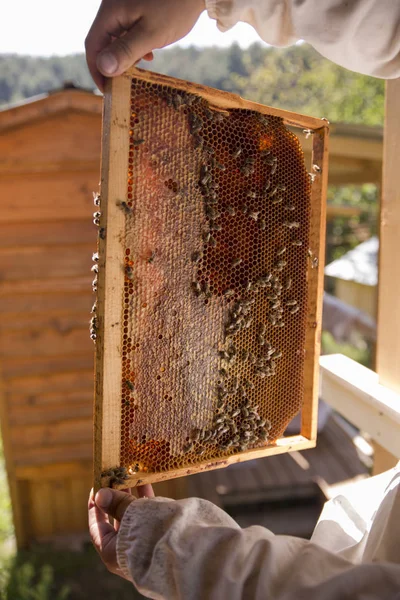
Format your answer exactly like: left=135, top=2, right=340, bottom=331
left=301, top=125, right=329, bottom=440
left=94, top=74, right=130, bottom=489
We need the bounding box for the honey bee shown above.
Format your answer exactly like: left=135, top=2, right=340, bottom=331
left=248, top=211, right=259, bottom=221
left=291, top=240, right=303, bottom=246
left=133, top=139, right=144, bottom=147
left=193, top=134, right=203, bottom=149
left=284, top=276, right=292, bottom=290
left=125, top=380, right=135, bottom=392
left=92, top=252, right=99, bottom=262
left=191, top=251, right=202, bottom=263
left=303, top=129, right=314, bottom=139
left=210, top=221, right=222, bottom=232
left=313, top=164, right=321, bottom=173
left=201, top=172, right=212, bottom=186
left=263, top=180, right=271, bottom=192
left=277, top=246, right=286, bottom=256
left=147, top=251, right=156, bottom=264
left=188, top=113, right=203, bottom=135
left=231, top=258, right=242, bottom=268
left=223, top=289, right=235, bottom=298
left=116, top=200, right=132, bottom=215
left=290, top=305, right=300, bottom=314
left=257, top=114, right=269, bottom=127
left=258, top=219, right=267, bottom=231
left=283, top=221, right=300, bottom=229
left=232, top=146, right=242, bottom=158
left=191, top=281, right=202, bottom=296
left=226, top=206, right=236, bottom=216
left=286, top=299, right=297, bottom=306
left=247, top=191, right=257, bottom=199
left=99, top=228, right=106, bottom=240
left=125, top=265, right=134, bottom=280
left=209, top=235, right=217, bottom=247
left=172, top=94, right=183, bottom=109
left=93, top=192, right=101, bottom=206
left=284, top=204, right=296, bottom=211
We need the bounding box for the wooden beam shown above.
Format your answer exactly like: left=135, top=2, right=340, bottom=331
left=377, top=79, right=400, bottom=391
left=374, top=78, right=400, bottom=473
left=93, top=76, right=129, bottom=489
left=301, top=125, right=329, bottom=440
left=320, top=354, right=400, bottom=458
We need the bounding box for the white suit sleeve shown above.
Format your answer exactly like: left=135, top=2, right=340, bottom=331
left=205, top=0, right=400, bottom=79
left=116, top=496, right=400, bottom=600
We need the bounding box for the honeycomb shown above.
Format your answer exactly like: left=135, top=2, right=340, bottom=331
left=106, top=74, right=315, bottom=476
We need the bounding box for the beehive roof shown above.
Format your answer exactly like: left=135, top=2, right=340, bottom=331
left=0, top=84, right=102, bottom=132
left=324, top=236, right=378, bottom=286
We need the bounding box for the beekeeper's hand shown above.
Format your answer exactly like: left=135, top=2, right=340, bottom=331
left=85, top=0, right=205, bottom=90
left=88, top=484, right=155, bottom=579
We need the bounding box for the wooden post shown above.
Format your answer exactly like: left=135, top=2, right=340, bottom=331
left=375, top=78, right=400, bottom=474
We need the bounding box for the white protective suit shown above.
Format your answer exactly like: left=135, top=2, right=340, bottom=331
left=116, top=1, right=400, bottom=597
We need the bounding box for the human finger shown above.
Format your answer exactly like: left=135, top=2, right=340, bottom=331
left=114, top=488, right=132, bottom=532
left=96, top=18, right=156, bottom=79
left=137, top=484, right=155, bottom=498
left=89, top=490, right=118, bottom=563
left=85, top=1, right=134, bottom=90
left=95, top=487, right=136, bottom=523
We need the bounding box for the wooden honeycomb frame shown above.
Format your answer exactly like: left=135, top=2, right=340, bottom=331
left=94, top=67, right=329, bottom=489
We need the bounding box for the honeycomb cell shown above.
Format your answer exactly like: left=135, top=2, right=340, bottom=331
left=117, top=76, right=313, bottom=474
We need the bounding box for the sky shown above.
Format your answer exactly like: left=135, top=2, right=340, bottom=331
left=1, top=1, right=264, bottom=56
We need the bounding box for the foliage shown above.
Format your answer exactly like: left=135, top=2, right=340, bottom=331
left=0, top=44, right=385, bottom=127
left=0, top=442, right=13, bottom=548
left=325, top=184, right=378, bottom=265
left=230, top=44, right=384, bottom=125
left=0, top=562, right=69, bottom=600
left=0, top=546, right=145, bottom=600
left=321, top=331, right=371, bottom=368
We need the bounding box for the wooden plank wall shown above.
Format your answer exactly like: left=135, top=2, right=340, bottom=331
left=0, top=105, right=100, bottom=546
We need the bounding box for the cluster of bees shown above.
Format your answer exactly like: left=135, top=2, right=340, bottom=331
left=100, top=465, right=129, bottom=486
left=90, top=192, right=102, bottom=343
left=184, top=389, right=271, bottom=455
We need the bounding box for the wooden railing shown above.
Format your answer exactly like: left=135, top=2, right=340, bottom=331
left=320, top=354, right=400, bottom=465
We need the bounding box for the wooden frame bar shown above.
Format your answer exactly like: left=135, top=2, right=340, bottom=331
left=94, top=69, right=329, bottom=489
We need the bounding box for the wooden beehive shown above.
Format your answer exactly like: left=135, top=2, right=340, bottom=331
left=94, top=68, right=329, bottom=489
left=0, top=88, right=101, bottom=547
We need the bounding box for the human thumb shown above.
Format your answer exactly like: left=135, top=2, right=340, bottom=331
left=97, top=21, right=154, bottom=77
left=95, top=488, right=135, bottom=521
